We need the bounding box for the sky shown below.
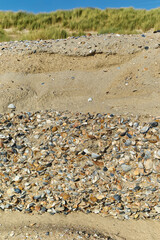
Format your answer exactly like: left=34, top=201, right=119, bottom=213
left=0, top=0, right=160, bottom=13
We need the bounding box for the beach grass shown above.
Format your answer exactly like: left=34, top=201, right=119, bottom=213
left=0, top=7, right=160, bottom=41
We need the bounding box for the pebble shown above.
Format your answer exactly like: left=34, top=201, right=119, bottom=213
left=91, top=153, right=101, bottom=159
left=83, top=149, right=91, bottom=155
left=155, top=206, right=160, bottom=214
left=8, top=104, right=16, bottom=109
left=121, top=164, right=132, bottom=172
left=0, top=110, right=160, bottom=221
left=144, top=159, right=153, bottom=170
left=88, top=97, right=93, bottom=102
left=10, top=231, right=15, bottom=237
left=150, top=122, right=158, bottom=128
left=141, top=126, right=149, bottom=133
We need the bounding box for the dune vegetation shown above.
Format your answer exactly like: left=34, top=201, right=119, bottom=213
left=0, top=7, right=160, bottom=42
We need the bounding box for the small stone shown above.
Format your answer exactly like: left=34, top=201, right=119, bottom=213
left=10, top=231, right=15, bottom=237
left=144, top=151, right=151, bottom=159
left=134, top=186, right=141, bottom=191
left=93, top=208, right=100, bottom=214
left=96, top=194, right=105, bottom=200
left=134, top=213, right=139, bottom=219
left=55, top=206, right=64, bottom=212
left=125, top=139, right=131, bottom=146
left=114, top=194, right=121, bottom=201
left=88, top=97, right=93, bottom=102
left=102, top=206, right=109, bottom=213
left=90, top=195, right=97, bottom=203
left=144, top=159, right=153, bottom=170
left=154, top=44, right=160, bottom=49
left=141, top=126, right=149, bottom=134
left=8, top=104, right=16, bottom=109
left=108, top=166, right=115, bottom=172
left=41, top=207, right=47, bottom=213
left=117, top=129, right=126, bottom=136
left=121, top=164, right=132, bottom=172
left=35, top=205, right=41, bottom=211
left=52, top=126, right=58, bottom=132
left=14, top=188, right=22, bottom=194
left=83, top=149, right=91, bottom=155
left=93, top=161, right=104, bottom=167
left=87, top=49, right=96, bottom=56
left=133, top=168, right=140, bottom=176
left=155, top=206, right=160, bottom=213
left=154, top=150, right=160, bottom=159
left=103, top=166, right=108, bottom=172
left=138, top=162, right=144, bottom=169
left=14, top=176, right=21, bottom=182
left=60, top=193, right=70, bottom=200
left=150, top=122, right=158, bottom=128
left=33, top=195, right=41, bottom=200
left=34, top=135, right=40, bottom=139
left=0, top=140, right=3, bottom=148
left=91, top=153, right=101, bottom=159
left=7, top=188, right=14, bottom=196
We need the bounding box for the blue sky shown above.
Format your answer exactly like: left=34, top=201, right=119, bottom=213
left=0, top=0, right=159, bottom=13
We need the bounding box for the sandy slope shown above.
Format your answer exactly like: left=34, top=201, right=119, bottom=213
left=0, top=212, right=160, bottom=240
left=0, top=48, right=160, bottom=116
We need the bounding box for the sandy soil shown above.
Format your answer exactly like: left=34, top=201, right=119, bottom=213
left=1, top=212, right=160, bottom=240
left=1, top=33, right=160, bottom=239
left=0, top=36, right=160, bottom=116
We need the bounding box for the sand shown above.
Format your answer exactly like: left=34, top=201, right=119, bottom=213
left=0, top=33, right=160, bottom=116
left=0, top=212, right=160, bottom=240
left=1, top=33, right=160, bottom=239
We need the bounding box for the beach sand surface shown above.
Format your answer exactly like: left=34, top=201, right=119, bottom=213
left=1, top=33, right=160, bottom=239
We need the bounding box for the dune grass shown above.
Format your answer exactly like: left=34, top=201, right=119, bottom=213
left=0, top=7, right=160, bottom=42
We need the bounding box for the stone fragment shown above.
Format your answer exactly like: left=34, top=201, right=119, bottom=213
left=141, top=126, right=149, bottom=134
left=83, top=149, right=91, bottom=155
left=93, top=161, right=104, bottom=167
left=87, top=49, right=96, bottom=56
left=117, top=129, right=126, bottom=136
left=150, top=122, right=158, bottom=128
left=133, top=168, right=140, bottom=176
left=90, top=195, right=97, bottom=203
left=10, top=231, right=15, bottom=237
left=103, top=166, right=108, bottom=172
left=0, top=140, right=3, bottom=148
left=52, top=126, right=58, bottom=132
left=7, top=188, right=14, bottom=197
left=60, top=193, right=70, bottom=200
left=125, top=139, right=131, bottom=146
left=134, top=213, right=139, bottom=219
left=114, top=194, right=121, bottom=201
left=96, top=194, right=105, bottom=200
left=91, top=153, right=101, bottom=159
left=155, top=206, right=160, bottom=213
left=8, top=104, right=16, bottom=109
left=121, top=164, right=132, bottom=172
left=154, top=150, right=160, bottom=159
left=88, top=97, right=93, bottom=102
left=35, top=205, right=41, bottom=211
left=14, top=188, right=22, bottom=194
left=144, top=159, right=153, bottom=170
